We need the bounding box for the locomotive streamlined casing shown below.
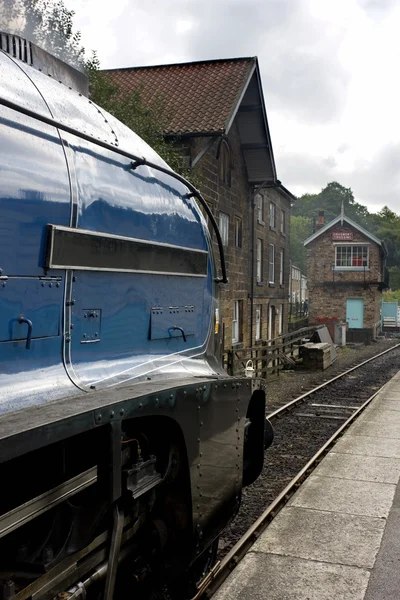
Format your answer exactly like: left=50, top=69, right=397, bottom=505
left=0, top=47, right=267, bottom=593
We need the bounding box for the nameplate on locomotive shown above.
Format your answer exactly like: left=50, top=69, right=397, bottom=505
left=45, top=225, right=208, bottom=277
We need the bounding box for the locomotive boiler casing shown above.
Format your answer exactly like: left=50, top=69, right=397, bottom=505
left=0, top=44, right=267, bottom=594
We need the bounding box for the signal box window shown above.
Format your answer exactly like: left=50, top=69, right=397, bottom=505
left=219, top=212, right=229, bottom=246
left=335, top=245, right=369, bottom=268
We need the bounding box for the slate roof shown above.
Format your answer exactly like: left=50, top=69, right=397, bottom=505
left=103, top=58, right=255, bottom=136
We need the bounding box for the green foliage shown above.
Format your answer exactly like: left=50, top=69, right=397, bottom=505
left=289, top=215, right=312, bottom=273
left=387, top=267, right=400, bottom=291
left=383, top=289, right=400, bottom=303
left=291, top=182, right=400, bottom=276
left=3, top=0, right=85, bottom=67
left=86, top=57, right=198, bottom=184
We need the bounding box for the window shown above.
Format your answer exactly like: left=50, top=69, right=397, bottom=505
left=235, top=216, right=242, bottom=248
left=278, top=304, right=284, bottom=335
left=256, top=193, right=264, bottom=223
left=255, top=305, right=262, bottom=341
left=269, top=202, right=276, bottom=229
left=219, top=212, right=229, bottom=246
left=269, top=244, right=275, bottom=284
left=218, top=140, right=232, bottom=186
left=232, top=300, right=241, bottom=344
left=335, top=245, right=369, bottom=268
left=256, top=238, right=263, bottom=282
left=279, top=249, right=284, bottom=285
left=280, top=210, right=286, bottom=234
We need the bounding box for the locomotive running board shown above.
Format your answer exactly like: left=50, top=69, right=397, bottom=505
left=0, top=466, right=97, bottom=539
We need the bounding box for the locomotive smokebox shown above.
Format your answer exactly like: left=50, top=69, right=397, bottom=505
left=0, top=30, right=89, bottom=96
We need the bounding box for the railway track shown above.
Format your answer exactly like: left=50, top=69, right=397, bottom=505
left=191, top=343, right=400, bottom=600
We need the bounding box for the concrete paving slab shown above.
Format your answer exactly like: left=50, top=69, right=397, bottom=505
left=252, top=506, right=384, bottom=568
left=314, top=452, right=400, bottom=483
left=212, top=552, right=370, bottom=600
left=364, top=476, right=400, bottom=600
left=356, top=409, right=400, bottom=424
left=289, top=475, right=395, bottom=517
left=333, top=434, right=400, bottom=459
left=348, top=420, right=400, bottom=439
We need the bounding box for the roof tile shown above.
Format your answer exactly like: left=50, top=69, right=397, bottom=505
left=103, top=58, right=255, bottom=135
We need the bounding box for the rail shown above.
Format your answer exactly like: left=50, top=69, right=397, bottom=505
left=193, top=385, right=386, bottom=600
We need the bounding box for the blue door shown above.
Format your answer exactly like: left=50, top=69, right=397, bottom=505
left=346, top=299, right=364, bottom=329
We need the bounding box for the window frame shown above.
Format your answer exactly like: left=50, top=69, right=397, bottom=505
left=234, top=216, right=242, bottom=248
left=219, top=212, right=230, bottom=247
left=269, top=243, right=275, bottom=284
left=256, top=238, right=263, bottom=283
left=280, top=209, right=286, bottom=235
left=279, top=249, right=284, bottom=286
left=218, top=140, right=232, bottom=187
left=255, top=305, right=262, bottom=341
left=256, top=193, right=264, bottom=224
left=269, top=202, right=276, bottom=229
left=232, top=300, right=240, bottom=344
left=278, top=303, right=284, bottom=335
left=334, top=244, right=369, bottom=269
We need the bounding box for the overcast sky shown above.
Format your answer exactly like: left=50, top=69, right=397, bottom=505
left=61, top=0, right=400, bottom=214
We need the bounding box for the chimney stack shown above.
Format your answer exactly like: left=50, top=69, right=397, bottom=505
left=315, top=210, right=325, bottom=230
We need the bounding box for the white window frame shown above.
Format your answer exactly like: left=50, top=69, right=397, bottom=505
left=335, top=244, right=369, bottom=269
left=269, top=202, right=276, bottom=229
left=255, top=305, right=262, bottom=341
left=269, top=244, right=275, bottom=284
left=256, top=193, right=264, bottom=223
left=278, top=303, right=284, bottom=335
left=232, top=300, right=239, bottom=344
left=279, top=249, right=284, bottom=285
left=219, top=212, right=229, bottom=246
left=256, top=238, right=263, bottom=282
left=280, top=209, right=286, bottom=234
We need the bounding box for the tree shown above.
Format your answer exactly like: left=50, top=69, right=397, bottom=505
left=86, top=56, right=197, bottom=184
left=289, top=215, right=313, bottom=273
left=1, top=0, right=85, bottom=68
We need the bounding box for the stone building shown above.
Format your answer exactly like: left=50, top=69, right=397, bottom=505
left=304, top=209, right=387, bottom=342
left=104, top=58, right=294, bottom=348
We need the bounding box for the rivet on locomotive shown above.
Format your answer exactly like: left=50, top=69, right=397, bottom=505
left=0, top=32, right=273, bottom=600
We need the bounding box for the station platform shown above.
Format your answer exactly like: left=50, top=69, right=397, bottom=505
left=214, top=371, right=400, bottom=600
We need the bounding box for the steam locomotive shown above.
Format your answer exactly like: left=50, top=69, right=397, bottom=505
left=0, top=34, right=269, bottom=600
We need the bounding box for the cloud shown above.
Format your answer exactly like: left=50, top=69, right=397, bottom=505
left=276, top=142, right=400, bottom=213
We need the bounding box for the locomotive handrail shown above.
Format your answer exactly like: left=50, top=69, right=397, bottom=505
left=18, top=315, right=33, bottom=350
left=0, top=96, right=228, bottom=284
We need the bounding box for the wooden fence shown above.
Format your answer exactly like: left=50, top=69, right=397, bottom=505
left=223, top=325, right=322, bottom=379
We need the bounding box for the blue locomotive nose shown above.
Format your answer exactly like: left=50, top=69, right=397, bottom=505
left=0, top=49, right=216, bottom=410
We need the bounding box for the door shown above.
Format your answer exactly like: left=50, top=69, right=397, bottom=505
left=346, top=299, right=364, bottom=329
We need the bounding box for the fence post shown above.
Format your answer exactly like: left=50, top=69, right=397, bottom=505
left=227, top=350, right=234, bottom=376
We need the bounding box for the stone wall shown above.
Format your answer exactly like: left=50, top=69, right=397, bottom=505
left=188, top=119, right=291, bottom=348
